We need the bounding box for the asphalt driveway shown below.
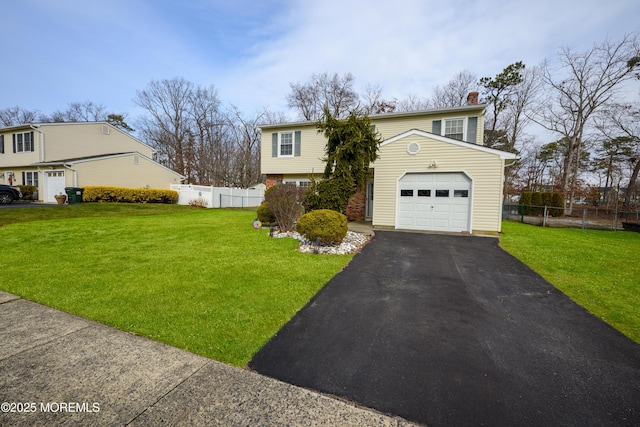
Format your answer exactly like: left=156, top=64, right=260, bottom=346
left=249, top=231, right=640, bottom=427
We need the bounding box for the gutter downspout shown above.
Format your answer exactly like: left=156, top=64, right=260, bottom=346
left=30, top=124, right=45, bottom=201
left=29, top=124, right=45, bottom=162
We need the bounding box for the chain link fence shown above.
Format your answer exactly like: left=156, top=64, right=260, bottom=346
left=503, top=204, right=640, bottom=231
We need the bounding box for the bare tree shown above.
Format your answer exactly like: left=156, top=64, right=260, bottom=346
left=135, top=77, right=263, bottom=187
left=537, top=33, right=639, bottom=212
left=227, top=106, right=263, bottom=188
left=0, top=106, right=41, bottom=126
left=431, top=70, right=478, bottom=109
left=66, top=101, right=108, bottom=121
left=595, top=102, right=640, bottom=208
left=503, top=65, right=543, bottom=153
left=395, top=93, right=431, bottom=112
left=287, top=72, right=359, bottom=120
left=189, top=85, right=227, bottom=185
left=135, top=77, right=196, bottom=180
left=360, top=84, right=397, bottom=114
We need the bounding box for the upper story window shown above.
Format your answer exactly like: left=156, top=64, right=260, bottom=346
left=444, top=118, right=465, bottom=141
left=0, top=135, right=4, bottom=154
left=13, top=131, right=35, bottom=153
left=432, top=117, right=478, bottom=144
left=271, top=131, right=301, bottom=158
left=280, top=132, right=293, bottom=157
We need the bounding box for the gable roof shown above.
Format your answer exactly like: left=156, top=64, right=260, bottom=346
left=259, top=104, right=486, bottom=129
left=32, top=152, right=185, bottom=178
left=0, top=121, right=153, bottom=152
left=381, top=129, right=518, bottom=161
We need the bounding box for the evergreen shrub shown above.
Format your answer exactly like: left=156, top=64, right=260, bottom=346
left=257, top=201, right=275, bottom=224
left=82, top=186, right=178, bottom=203
left=296, top=209, right=348, bottom=246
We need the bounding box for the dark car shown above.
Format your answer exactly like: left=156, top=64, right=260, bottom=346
left=0, top=184, right=22, bottom=204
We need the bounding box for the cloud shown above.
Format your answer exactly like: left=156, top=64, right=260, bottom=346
left=1, top=0, right=638, bottom=122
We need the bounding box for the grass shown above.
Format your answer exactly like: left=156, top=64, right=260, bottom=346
left=0, top=204, right=353, bottom=366
left=500, top=221, right=640, bottom=343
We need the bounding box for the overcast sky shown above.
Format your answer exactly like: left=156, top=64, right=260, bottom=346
left=2, top=0, right=638, bottom=122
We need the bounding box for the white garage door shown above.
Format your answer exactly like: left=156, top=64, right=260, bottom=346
left=397, top=173, right=471, bottom=232
left=45, top=171, right=66, bottom=203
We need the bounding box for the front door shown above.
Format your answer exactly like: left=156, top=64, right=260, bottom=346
left=365, top=180, right=374, bottom=218
left=45, top=171, right=66, bottom=202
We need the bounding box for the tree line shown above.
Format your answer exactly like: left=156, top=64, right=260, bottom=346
left=1, top=33, right=638, bottom=210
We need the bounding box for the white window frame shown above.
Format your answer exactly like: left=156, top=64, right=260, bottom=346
left=284, top=179, right=310, bottom=188
left=15, top=131, right=33, bottom=153
left=24, top=171, right=38, bottom=186
left=278, top=131, right=294, bottom=157
left=443, top=117, right=466, bottom=141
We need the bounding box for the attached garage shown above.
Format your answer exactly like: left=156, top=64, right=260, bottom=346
left=372, top=129, right=518, bottom=235
left=397, top=172, right=472, bottom=232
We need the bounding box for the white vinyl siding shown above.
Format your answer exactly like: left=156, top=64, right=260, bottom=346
left=374, top=132, right=507, bottom=233
left=262, top=126, right=326, bottom=174
left=260, top=107, right=487, bottom=174
left=36, top=123, right=154, bottom=160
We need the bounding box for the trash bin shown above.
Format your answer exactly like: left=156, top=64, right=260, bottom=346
left=64, top=187, right=84, bottom=204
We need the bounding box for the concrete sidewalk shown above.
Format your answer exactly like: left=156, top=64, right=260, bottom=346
left=0, top=291, right=418, bottom=426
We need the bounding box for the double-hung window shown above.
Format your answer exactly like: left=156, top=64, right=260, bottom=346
left=23, top=171, right=38, bottom=186
left=444, top=118, right=465, bottom=141
left=13, top=131, right=34, bottom=153
left=280, top=132, right=293, bottom=157
left=272, top=131, right=301, bottom=158
left=432, top=117, right=478, bottom=143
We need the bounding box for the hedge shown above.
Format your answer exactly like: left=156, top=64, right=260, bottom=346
left=82, top=186, right=178, bottom=204
left=518, top=191, right=564, bottom=217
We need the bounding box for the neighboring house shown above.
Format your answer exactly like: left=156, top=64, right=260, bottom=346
left=260, top=92, right=518, bottom=235
left=0, top=122, right=184, bottom=203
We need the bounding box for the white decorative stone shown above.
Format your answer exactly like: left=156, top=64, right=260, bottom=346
left=272, top=230, right=371, bottom=254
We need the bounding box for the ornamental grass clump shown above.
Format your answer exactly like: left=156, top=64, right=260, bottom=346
left=296, top=209, right=348, bottom=246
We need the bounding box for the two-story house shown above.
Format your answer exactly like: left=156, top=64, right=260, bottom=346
left=0, top=122, right=184, bottom=203
left=260, top=92, right=518, bottom=235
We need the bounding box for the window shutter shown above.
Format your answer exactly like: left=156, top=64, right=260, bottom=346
left=30, top=131, right=35, bottom=151
left=272, top=133, right=278, bottom=157
left=467, top=117, right=478, bottom=144
left=432, top=120, right=441, bottom=135
left=0, top=135, right=4, bottom=154
left=294, top=131, right=301, bottom=157
left=12, top=134, right=16, bottom=153
left=22, top=171, right=26, bottom=185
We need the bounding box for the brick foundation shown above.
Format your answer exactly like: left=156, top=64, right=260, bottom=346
left=265, top=174, right=283, bottom=188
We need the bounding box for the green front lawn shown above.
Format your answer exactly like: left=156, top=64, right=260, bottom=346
left=500, top=221, right=640, bottom=343
left=0, top=204, right=353, bottom=366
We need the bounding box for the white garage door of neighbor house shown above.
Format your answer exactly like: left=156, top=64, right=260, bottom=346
left=46, top=171, right=66, bottom=202
left=397, top=172, right=471, bottom=232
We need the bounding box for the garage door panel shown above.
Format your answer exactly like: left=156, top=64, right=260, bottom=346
left=452, top=205, right=469, bottom=214
left=398, top=172, right=471, bottom=232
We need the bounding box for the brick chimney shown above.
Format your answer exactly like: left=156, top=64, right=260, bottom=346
left=467, top=91, right=479, bottom=105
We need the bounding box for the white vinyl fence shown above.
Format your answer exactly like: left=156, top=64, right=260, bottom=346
left=171, top=184, right=264, bottom=208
